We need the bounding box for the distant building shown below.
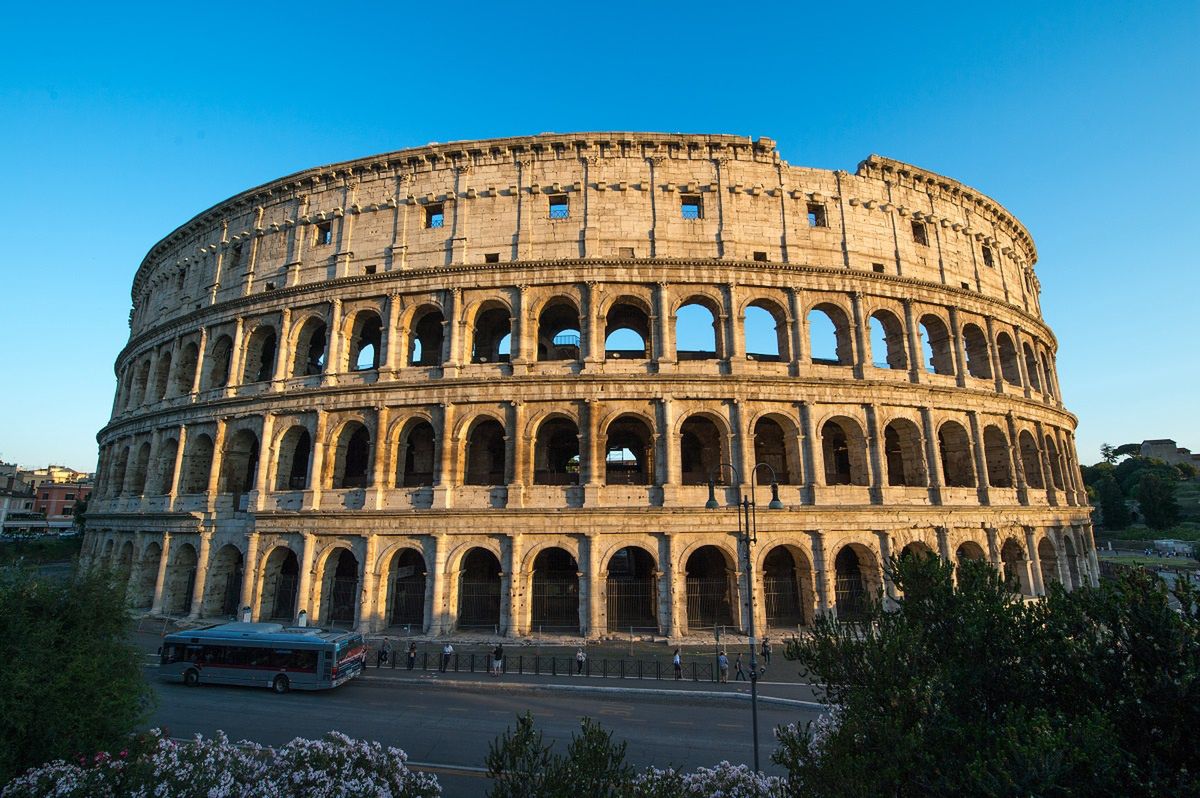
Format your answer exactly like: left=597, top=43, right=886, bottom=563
left=0, top=476, right=38, bottom=535
left=1139, top=439, right=1200, bottom=470
left=31, top=480, right=93, bottom=534
left=18, top=465, right=94, bottom=491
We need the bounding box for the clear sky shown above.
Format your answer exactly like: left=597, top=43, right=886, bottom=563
left=0, top=1, right=1195, bottom=471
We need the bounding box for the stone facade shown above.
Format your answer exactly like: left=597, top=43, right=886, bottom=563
left=84, top=132, right=1096, bottom=638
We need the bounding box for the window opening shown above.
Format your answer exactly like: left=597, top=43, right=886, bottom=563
left=981, top=245, right=994, bottom=268
left=911, top=220, right=928, bottom=246
left=806, top=203, right=827, bottom=227
left=872, top=263, right=885, bottom=273
left=548, top=195, right=569, bottom=219
left=314, top=222, right=333, bottom=247
left=425, top=204, right=444, bottom=229
left=484, top=253, right=500, bottom=263
left=680, top=195, right=703, bottom=220
left=753, top=251, right=768, bottom=262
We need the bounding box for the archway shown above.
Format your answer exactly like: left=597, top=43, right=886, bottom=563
left=962, top=324, right=991, bottom=379
left=675, top=299, right=719, bottom=360
left=396, top=420, right=436, bottom=487
left=808, top=304, right=852, bottom=365
left=219, top=428, right=260, bottom=497
left=152, top=350, right=172, bottom=402
left=536, top=300, right=582, bottom=361
left=684, top=546, right=735, bottom=629
left=938, top=421, right=975, bottom=487
left=332, top=422, right=371, bottom=489
left=1018, top=431, right=1044, bottom=489
left=387, top=548, right=427, bottom=629
left=956, top=541, right=987, bottom=565
left=242, top=325, right=278, bottom=383
left=833, top=545, right=876, bottom=621
left=821, top=418, right=867, bottom=486
left=155, top=438, right=179, bottom=495
left=996, top=332, right=1021, bottom=385
left=134, top=542, right=161, bottom=608
left=918, top=315, right=954, bottom=375
left=883, top=419, right=925, bottom=487
left=260, top=547, right=300, bottom=621
left=202, top=544, right=244, bottom=618
left=533, top=417, right=580, bottom=485
left=471, top=303, right=512, bottom=363
left=174, top=342, right=199, bottom=394
left=165, top=543, right=198, bottom=616
left=606, top=546, right=657, bottom=632
left=110, top=447, right=130, bottom=497
left=1000, top=538, right=1031, bottom=596
left=605, top=300, right=651, bottom=359
left=275, top=426, right=312, bottom=490
left=1038, top=537, right=1061, bottom=588
left=205, top=335, right=233, bottom=389
left=530, top=548, right=580, bottom=633
left=321, top=549, right=360, bottom=627
left=180, top=434, right=214, bottom=494
left=457, top=548, right=501, bottom=630
left=1063, top=536, right=1081, bottom=589
left=1044, top=436, right=1065, bottom=490
left=763, top=546, right=810, bottom=628
left=868, top=310, right=907, bottom=370
left=679, top=415, right=724, bottom=485
left=409, top=307, right=445, bottom=366
left=753, top=416, right=797, bottom=484
left=292, top=317, right=328, bottom=376
left=604, top=415, right=654, bottom=485
left=1022, top=343, right=1043, bottom=391
left=130, top=442, right=151, bottom=495
left=983, top=426, right=1013, bottom=488
left=744, top=302, right=787, bottom=361
left=115, top=541, right=134, bottom=589
left=465, top=418, right=506, bottom=485
left=348, top=311, right=383, bottom=371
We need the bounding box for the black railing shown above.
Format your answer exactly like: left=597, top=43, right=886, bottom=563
left=374, top=648, right=734, bottom=683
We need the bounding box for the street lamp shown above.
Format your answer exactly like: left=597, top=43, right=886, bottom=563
left=705, top=461, right=782, bottom=773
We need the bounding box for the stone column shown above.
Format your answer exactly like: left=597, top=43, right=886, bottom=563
left=1013, top=325, right=1033, bottom=399
left=663, top=532, right=684, bottom=638
left=252, top=413, right=275, bottom=511
left=920, top=407, right=944, bottom=504
left=810, top=529, right=831, bottom=617
left=902, top=299, right=922, bottom=384
left=426, top=534, right=448, bottom=634
left=305, top=410, right=328, bottom=511
left=359, top=533, right=380, bottom=633
left=241, top=531, right=260, bottom=620
left=652, top=282, right=670, bottom=368
left=1024, top=527, right=1045, bottom=597
left=167, top=425, right=188, bottom=511
left=150, top=531, right=173, bottom=615
left=799, top=400, right=819, bottom=504
left=786, top=287, right=804, bottom=374
left=582, top=281, right=603, bottom=367
left=367, top=406, right=389, bottom=510
left=733, top=400, right=754, bottom=494
left=985, top=527, right=1001, bottom=567
left=503, top=534, right=524, bottom=637
left=296, top=531, right=316, bottom=620
left=443, top=287, right=462, bottom=375
left=1051, top=528, right=1073, bottom=588
left=381, top=292, right=400, bottom=372
left=936, top=527, right=952, bottom=563
left=509, top=284, right=529, bottom=372
left=206, top=418, right=228, bottom=512
left=864, top=404, right=884, bottom=504
left=325, top=298, right=344, bottom=379
left=967, top=410, right=990, bottom=505
left=227, top=316, right=246, bottom=388
left=725, top=283, right=744, bottom=368
left=948, top=307, right=967, bottom=387
left=272, top=307, right=292, bottom=381
left=1007, top=412, right=1030, bottom=505
left=875, top=530, right=898, bottom=606
left=190, top=326, right=208, bottom=394
left=984, top=316, right=1004, bottom=392
left=850, top=291, right=868, bottom=379
left=583, top=399, right=604, bottom=505
left=187, top=530, right=213, bottom=619
left=658, top=396, right=677, bottom=504
left=1084, top=524, right=1101, bottom=587
left=433, top=402, right=455, bottom=509
left=585, top=534, right=604, bottom=638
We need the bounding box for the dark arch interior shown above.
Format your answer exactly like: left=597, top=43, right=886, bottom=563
left=834, top=546, right=869, bottom=621
left=605, top=415, right=653, bottom=485
left=685, top=546, right=734, bottom=628
left=458, top=548, right=501, bottom=629
left=326, top=549, right=359, bottom=625
left=465, top=419, right=506, bottom=485
left=763, top=547, right=805, bottom=628
left=534, top=418, right=580, bottom=485
left=606, top=546, right=657, bottom=631
left=530, top=548, right=580, bottom=632
left=390, top=548, right=427, bottom=628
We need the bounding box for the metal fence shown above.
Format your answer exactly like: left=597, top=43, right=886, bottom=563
left=834, top=574, right=867, bottom=620
left=269, top=574, right=298, bottom=621
left=329, top=577, right=359, bottom=624
left=375, top=649, right=727, bottom=683
left=390, top=576, right=426, bottom=626
left=685, top=576, right=735, bottom=628
left=606, top=577, right=657, bottom=631
left=458, top=578, right=502, bottom=628
left=530, top=575, right=579, bottom=630
left=764, top=574, right=803, bottom=627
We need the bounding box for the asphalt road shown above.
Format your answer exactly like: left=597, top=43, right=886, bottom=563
left=147, top=669, right=819, bottom=796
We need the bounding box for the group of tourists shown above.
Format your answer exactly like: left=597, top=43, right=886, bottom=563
left=376, top=639, right=420, bottom=670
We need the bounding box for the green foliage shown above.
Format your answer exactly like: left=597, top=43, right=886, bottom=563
left=1096, top=475, right=1130, bottom=529
left=71, top=498, right=88, bottom=532
left=0, top=537, right=82, bottom=566
left=1176, top=461, right=1198, bottom=480
left=0, top=567, right=154, bottom=785
left=1116, top=456, right=1179, bottom=496
left=776, top=555, right=1200, bottom=798
left=1137, top=472, right=1181, bottom=531
left=1100, top=442, right=1116, bottom=464
left=1113, top=442, right=1141, bottom=458
left=486, top=713, right=632, bottom=798
left=1079, top=461, right=1114, bottom=488
left=485, top=713, right=557, bottom=798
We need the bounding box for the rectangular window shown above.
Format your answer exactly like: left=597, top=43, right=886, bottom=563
left=981, top=245, right=994, bottom=268
left=680, top=195, right=703, bottom=220
left=41, top=493, right=48, bottom=499
left=63, top=507, right=73, bottom=516
left=548, top=195, right=569, bottom=219
left=807, top=202, right=827, bottom=227
left=314, top=222, right=333, bottom=247
left=229, top=244, right=243, bottom=269
left=484, top=253, right=500, bottom=263
left=961, top=282, right=971, bottom=290
left=364, top=264, right=377, bottom=275
left=425, top=204, right=444, bottom=229
left=753, top=251, right=768, bottom=262
left=65, top=493, right=75, bottom=500
left=911, top=220, right=929, bottom=246
left=872, top=263, right=885, bottom=273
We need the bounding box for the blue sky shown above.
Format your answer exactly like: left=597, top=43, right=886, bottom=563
left=0, top=1, right=1195, bottom=471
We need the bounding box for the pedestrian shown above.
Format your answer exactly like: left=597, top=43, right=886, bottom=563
left=492, top=643, right=504, bottom=677
left=377, top=638, right=391, bottom=667
left=735, top=652, right=747, bottom=681
left=718, top=651, right=729, bottom=683
left=672, top=648, right=682, bottom=680
left=440, top=642, right=454, bottom=673
left=761, top=636, right=771, bottom=665
left=406, top=641, right=417, bottom=671
left=575, top=646, right=586, bottom=676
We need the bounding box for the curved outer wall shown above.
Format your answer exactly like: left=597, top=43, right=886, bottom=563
left=85, top=132, right=1095, bottom=635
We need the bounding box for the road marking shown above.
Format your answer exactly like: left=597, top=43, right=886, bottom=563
left=447, top=707, right=468, bottom=713
left=717, top=723, right=741, bottom=729
left=406, top=760, right=490, bottom=779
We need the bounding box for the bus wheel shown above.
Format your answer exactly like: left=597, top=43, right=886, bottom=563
left=183, top=669, right=199, bottom=687
left=272, top=675, right=290, bottom=694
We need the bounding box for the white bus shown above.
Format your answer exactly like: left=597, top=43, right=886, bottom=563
left=160, top=622, right=365, bottom=693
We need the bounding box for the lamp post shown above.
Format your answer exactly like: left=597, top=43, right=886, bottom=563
left=705, top=461, right=783, bottom=773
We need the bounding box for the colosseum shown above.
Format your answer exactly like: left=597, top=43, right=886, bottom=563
left=84, top=132, right=1097, bottom=639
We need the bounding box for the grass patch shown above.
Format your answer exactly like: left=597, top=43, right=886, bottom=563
left=1098, top=521, right=1200, bottom=542
left=1100, top=552, right=1200, bottom=570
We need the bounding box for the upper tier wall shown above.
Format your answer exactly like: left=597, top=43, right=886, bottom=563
left=128, top=133, right=1042, bottom=338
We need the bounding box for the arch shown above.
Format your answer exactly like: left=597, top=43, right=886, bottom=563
left=605, top=545, right=657, bottom=632
left=395, top=419, right=436, bottom=487
left=319, top=548, right=360, bottom=627
left=763, top=545, right=813, bottom=628
left=685, top=545, right=736, bottom=628
left=918, top=314, right=955, bottom=375
left=1040, top=353, right=1056, bottom=398
left=956, top=540, right=987, bottom=562
left=457, top=548, right=501, bottom=630
left=1063, top=535, right=1081, bottom=589
left=530, top=547, right=580, bottom=633
left=219, top=428, right=260, bottom=496
left=153, top=437, right=178, bottom=495
left=152, top=350, right=172, bottom=401
left=471, top=302, right=512, bottom=363
left=275, top=425, right=312, bottom=490
left=1018, top=430, right=1045, bottom=489
left=536, top=298, right=582, bottom=362
left=1038, top=537, right=1061, bottom=588
left=130, top=441, right=152, bottom=495
left=174, top=342, right=199, bottom=395
left=675, top=297, right=720, bottom=360
left=1000, top=537, right=1032, bottom=596
left=605, top=414, right=654, bottom=485
left=132, top=359, right=151, bottom=407
left=883, top=418, right=926, bottom=487
left=938, top=420, right=975, bottom=487
left=996, top=332, right=1021, bottom=386
left=331, top=421, right=372, bottom=489
left=868, top=309, right=907, bottom=370
left=110, top=446, right=130, bottom=497
left=962, top=323, right=991, bottom=379
left=833, top=543, right=879, bottom=621
left=409, top=306, right=445, bottom=366
left=204, top=334, right=233, bottom=389
left=1022, top=342, right=1043, bottom=391
left=533, top=416, right=580, bottom=485
left=114, top=540, right=134, bottom=588
left=1044, top=435, right=1065, bottom=490
left=605, top=298, right=651, bottom=359
left=680, top=414, right=726, bottom=485
left=347, top=310, right=383, bottom=371
left=753, top=415, right=799, bottom=485
left=133, top=541, right=161, bottom=608
left=820, top=416, right=868, bottom=486
left=900, top=541, right=936, bottom=561
left=201, top=544, right=244, bottom=618
left=242, top=325, right=278, bottom=383
left=385, top=547, right=427, bottom=629
left=808, top=303, right=852, bottom=365
left=259, top=546, right=300, bottom=621
left=164, top=542, right=198, bottom=616
left=292, top=315, right=328, bottom=377
left=744, top=300, right=788, bottom=361
left=464, top=417, right=506, bottom=485
left=179, top=433, right=214, bottom=494
left=983, top=426, right=1013, bottom=488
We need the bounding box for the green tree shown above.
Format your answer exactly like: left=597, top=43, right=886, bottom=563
left=0, top=567, right=154, bottom=784
left=776, top=556, right=1200, bottom=797
left=486, top=713, right=634, bottom=798
left=1096, top=475, right=1130, bottom=529
left=1137, top=472, right=1180, bottom=531
left=1113, top=442, right=1141, bottom=458
left=1100, top=442, right=1116, bottom=464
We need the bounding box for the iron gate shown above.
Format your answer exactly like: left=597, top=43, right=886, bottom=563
left=177, top=569, right=196, bottom=616
left=606, top=576, right=657, bottom=631
left=764, top=573, right=803, bottom=627
left=269, top=574, right=298, bottom=621
left=530, top=574, right=579, bottom=630
left=834, top=574, right=867, bottom=620
left=390, top=575, right=426, bottom=627
left=328, top=577, right=359, bottom=625
left=458, top=578, right=501, bottom=628
left=686, top=576, right=734, bottom=628
left=220, top=571, right=242, bottom=618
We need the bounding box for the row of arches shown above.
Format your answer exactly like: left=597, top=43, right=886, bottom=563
left=115, top=288, right=1060, bottom=413
left=99, top=407, right=1079, bottom=500
left=91, top=525, right=1096, bottom=634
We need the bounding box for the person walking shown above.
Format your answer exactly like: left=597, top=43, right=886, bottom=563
left=406, top=641, right=417, bottom=671
left=440, top=642, right=454, bottom=673
left=575, top=646, right=586, bottom=676
left=377, top=638, right=391, bottom=667
left=492, top=643, right=504, bottom=677
left=761, top=636, right=772, bottom=665
left=672, top=648, right=682, bottom=680
left=735, top=652, right=747, bottom=681
left=718, top=651, right=729, bottom=683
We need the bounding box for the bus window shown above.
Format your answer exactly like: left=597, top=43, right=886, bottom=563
left=272, top=649, right=317, bottom=672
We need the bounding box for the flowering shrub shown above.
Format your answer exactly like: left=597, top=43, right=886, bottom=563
left=1, top=729, right=440, bottom=798
left=633, top=762, right=786, bottom=798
